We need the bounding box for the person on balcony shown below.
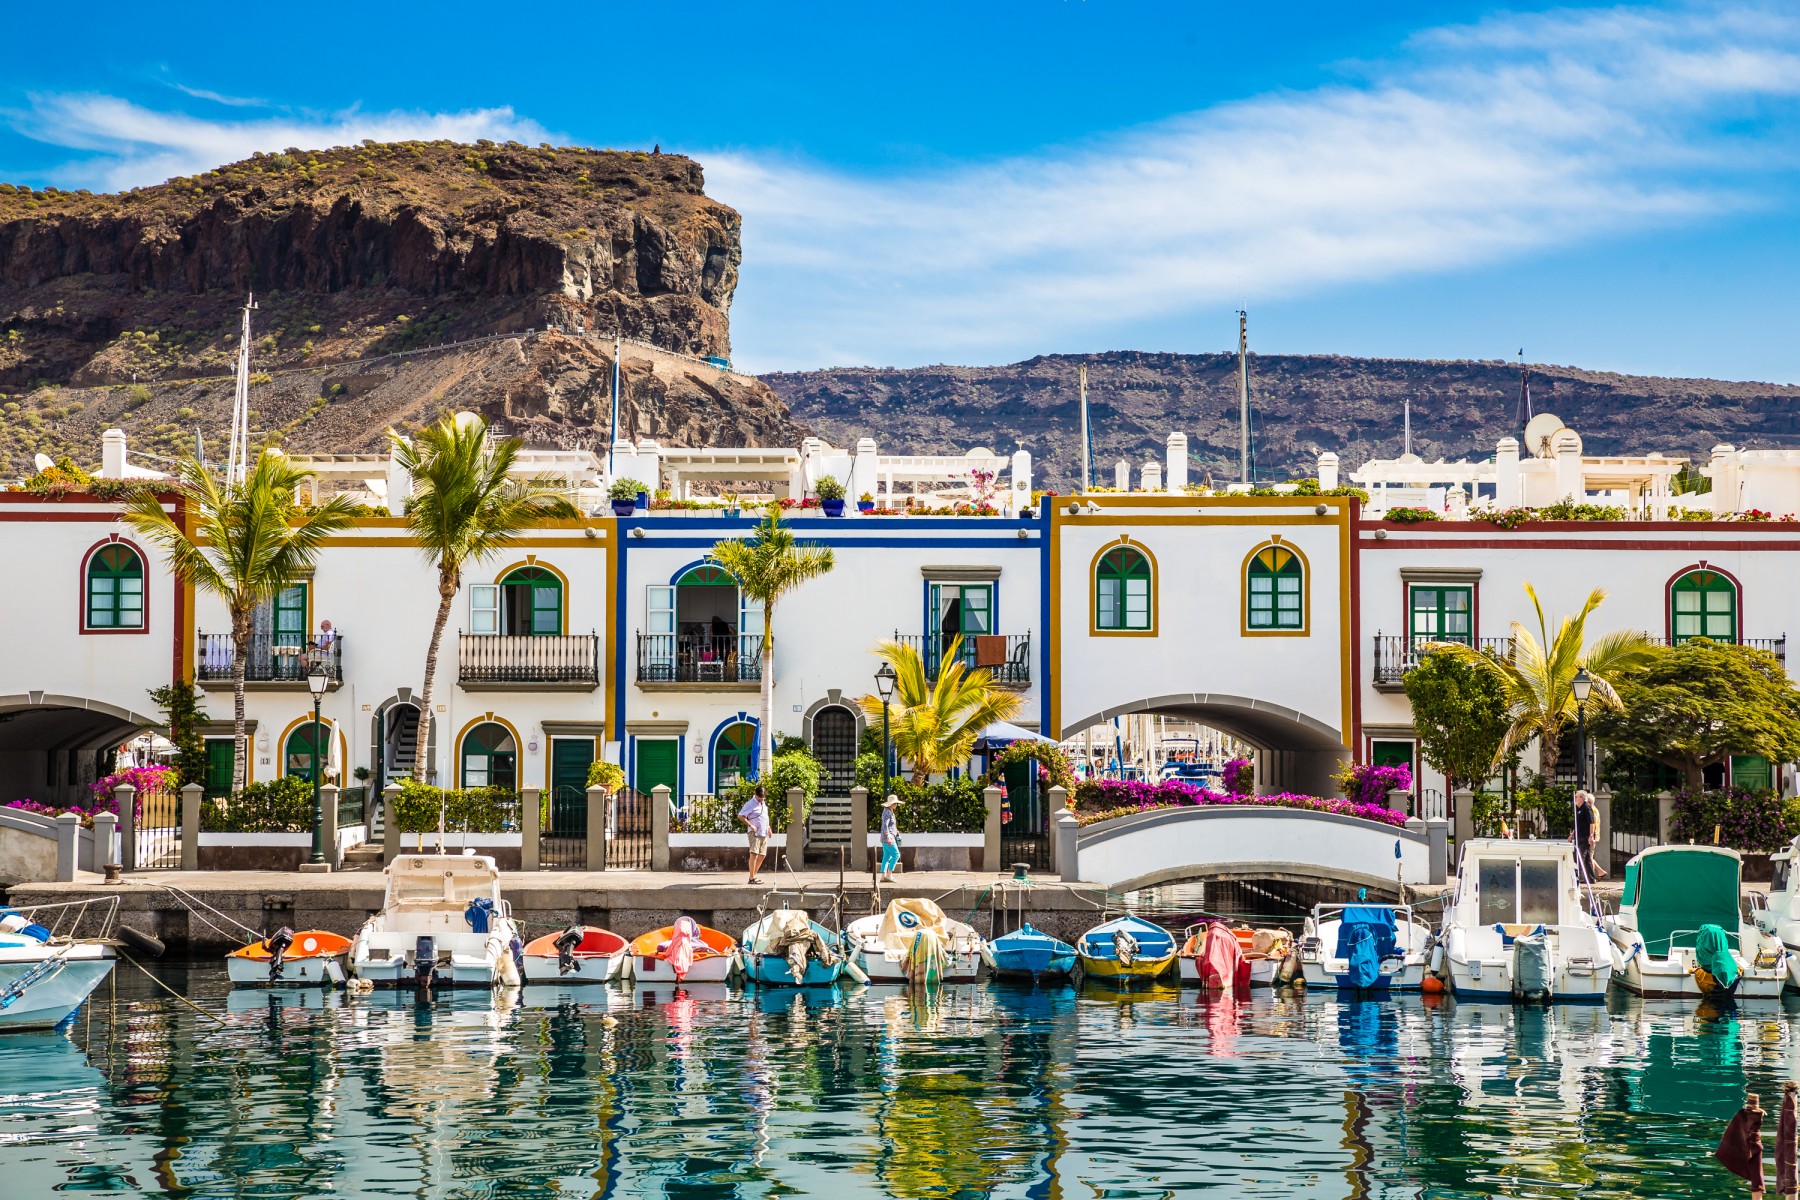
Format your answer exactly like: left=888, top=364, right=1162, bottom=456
left=315, top=620, right=337, bottom=653
left=738, top=785, right=770, bottom=885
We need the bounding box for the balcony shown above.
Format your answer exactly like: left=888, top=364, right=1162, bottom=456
left=892, top=632, right=1032, bottom=687
left=197, top=633, right=343, bottom=691
left=1373, top=632, right=1787, bottom=689
left=458, top=632, right=600, bottom=691
left=636, top=633, right=764, bottom=690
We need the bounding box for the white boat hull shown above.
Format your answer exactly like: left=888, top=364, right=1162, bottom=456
left=1300, top=957, right=1426, bottom=991
left=1177, top=955, right=1281, bottom=987
left=226, top=955, right=346, bottom=986
left=522, top=953, right=625, bottom=985
left=631, top=953, right=735, bottom=984
left=1446, top=951, right=1611, bottom=1001
left=0, top=951, right=114, bottom=1031
left=350, top=925, right=523, bottom=988
left=1614, top=951, right=1785, bottom=1000
left=852, top=946, right=982, bottom=983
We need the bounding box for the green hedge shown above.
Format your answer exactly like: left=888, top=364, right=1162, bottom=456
left=389, top=780, right=519, bottom=834
left=200, top=777, right=314, bottom=832
left=864, top=776, right=987, bottom=833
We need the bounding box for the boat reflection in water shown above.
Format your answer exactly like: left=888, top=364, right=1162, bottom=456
left=9, top=965, right=1800, bottom=1197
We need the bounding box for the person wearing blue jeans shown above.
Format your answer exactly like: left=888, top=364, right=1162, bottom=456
left=879, top=793, right=902, bottom=881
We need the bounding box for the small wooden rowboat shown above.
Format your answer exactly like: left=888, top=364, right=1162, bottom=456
left=227, top=929, right=352, bottom=986
left=1077, top=914, right=1177, bottom=984
left=990, top=923, right=1078, bottom=980
left=521, top=926, right=628, bottom=984
left=629, top=917, right=738, bottom=983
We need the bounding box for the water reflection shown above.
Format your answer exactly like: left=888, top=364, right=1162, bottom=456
left=6, top=969, right=1800, bottom=1197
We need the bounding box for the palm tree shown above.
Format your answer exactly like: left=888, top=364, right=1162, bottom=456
left=391, top=412, right=574, bottom=780
left=1431, top=584, right=1653, bottom=779
left=709, top=507, right=835, bottom=776
left=122, top=451, right=358, bottom=791
left=857, top=636, right=1022, bottom=784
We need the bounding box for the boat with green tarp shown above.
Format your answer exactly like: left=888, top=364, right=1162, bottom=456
left=1602, top=845, right=1786, bottom=999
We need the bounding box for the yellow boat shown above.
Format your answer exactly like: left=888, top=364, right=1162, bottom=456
left=1077, top=914, right=1177, bottom=983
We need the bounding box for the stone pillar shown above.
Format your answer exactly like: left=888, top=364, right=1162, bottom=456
left=1113, top=459, right=1129, bottom=491
left=1656, top=789, right=1675, bottom=845
left=983, top=786, right=1002, bottom=873
left=1452, top=788, right=1475, bottom=854
left=1167, top=433, right=1189, bottom=492
left=849, top=787, right=869, bottom=874
left=55, top=812, right=80, bottom=883
left=587, top=785, right=608, bottom=871
left=786, top=787, right=807, bottom=871
left=651, top=785, right=671, bottom=871
left=1388, top=788, right=1416, bottom=825
left=382, top=783, right=402, bottom=864
left=1553, top=428, right=1583, bottom=501
left=1494, top=436, right=1521, bottom=508
left=1141, top=461, right=1162, bottom=493
left=1594, top=786, right=1612, bottom=871
left=93, top=811, right=118, bottom=872
left=852, top=438, right=879, bottom=506
left=115, top=784, right=136, bottom=873
left=314, top=783, right=340, bottom=871
left=1056, top=809, right=1081, bottom=884
left=1711, top=444, right=1737, bottom=517
left=1046, top=786, right=1068, bottom=874
left=1011, top=449, right=1033, bottom=509
left=1316, top=451, right=1338, bottom=492
left=102, top=427, right=128, bottom=478
left=180, top=783, right=203, bottom=871
left=520, top=787, right=541, bottom=872
left=1427, top=819, right=1449, bottom=886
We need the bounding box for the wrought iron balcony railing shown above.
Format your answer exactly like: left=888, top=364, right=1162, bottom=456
left=636, top=634, right=764, bottom=684
left=891, top=632, right=1032, bottom=686
left=458, top=632, right=600, bottom=685
left=197, top=633, right=343, bottom=684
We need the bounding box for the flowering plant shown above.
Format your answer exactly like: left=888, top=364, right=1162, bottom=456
left=1221, top=757, right=1254, bottom=795
left=1070, top=777, right=1408, bottom=829
left=1333, top=760, right=1413, bottom=808
left=1669, top=786, right=1800, bottom=852
left=92, top=764, right=175, bottom=801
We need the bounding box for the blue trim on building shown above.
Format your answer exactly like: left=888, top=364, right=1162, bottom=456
left=667, top=556, right=726, bottom=586
left=1038, top=503, right=1052, bottom=734
left=705, top=711, right=759, bottom=792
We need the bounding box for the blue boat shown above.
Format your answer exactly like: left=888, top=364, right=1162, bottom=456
left=990, top=923, right=1078, bottom=980
left=1076, top=914, right=1178, bottom=984
left=740, top=909, right=844, bottom=986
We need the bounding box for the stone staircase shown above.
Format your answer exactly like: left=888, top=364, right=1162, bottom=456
left=807, top=793, right=855, bottom=863
left=339, top=843, right=385, bottom=872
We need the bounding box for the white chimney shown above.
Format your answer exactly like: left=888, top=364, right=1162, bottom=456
left=101, top=428, right=127, bottom=479
left=1316, top=451, right=1339, bottom=492
left=1114, top=459, right=1130, bottom=491
left=1166, top=432, right=1189, bottom=492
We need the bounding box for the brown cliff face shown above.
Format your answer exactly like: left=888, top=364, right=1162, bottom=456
left=0, top=140, right=801, bottom=471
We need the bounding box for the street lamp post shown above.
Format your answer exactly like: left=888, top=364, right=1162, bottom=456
left=1571, top=666, right=1593, bottom=795
left=875, top=661, right=897, bottom=803
left=306, top=645, right=330, bottom=866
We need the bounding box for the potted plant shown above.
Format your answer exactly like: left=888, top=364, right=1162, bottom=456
left=722, top=490, right=741, bottom=518
left=608, top=478, right=641, bottom=517
left=816, top=474, right=847, bottom=517
left=858, top=491, right=875, bottom=513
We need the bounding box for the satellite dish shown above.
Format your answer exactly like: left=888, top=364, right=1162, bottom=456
left=33, top=453, right=54, bottom=472
left=1523, top=412, right=1565, bottom=459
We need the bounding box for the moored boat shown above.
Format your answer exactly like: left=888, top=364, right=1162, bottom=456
left=1178, top=924, right=1294, bottom=987
left=226, top=929, right=351, bottom=986
left=521, top=926, right=629, bottom=984
left=0, top=910, right=115, bottom=1032
left=1077, top=914, right=1176, bottom=984
left=990, top=923, right=1077, bottom=981
left=1439, top=838, right=1612, bottom=1001
left=741, top=908, right=844, bottom=986
left=629, top=917, right=738, bottom=983
left=348, top=854, right=523, bottom=989
left=1298, top=904, right=1432, bottom=991
left=1751, top=834, right=1800, bottom=990
left=1605, top=845, right=1784, bottom=999
left=843, top=898, right=987, bottom=985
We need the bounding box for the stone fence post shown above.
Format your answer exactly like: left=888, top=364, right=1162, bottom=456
left=1388, top=787, right=1417, bottom=827
left=1426, top=818, right=1448, bottom=885
left=1046, top=786, right=1068, bottom=874
left=651, top=785, right=671, bottom=871
left=786, top=788, right=807, bottom=871
left=1656, top=789, right=1675, bottom=845
left=1452, top=789, right=1475, bottom=856
left=983, top=787, right=1003, bottom=873
left=520, top=787, right=541, bottom=871
left=314, top=784, right=340, bottom=871
left=586, top=785, right=607, bottom=871
left=382, top=783, right=402, bottom=864
left=55, top=812, right=80, bottom=883
left=93, top=811, right=118, bottom=872
left=180, top=783, right=203, bottom=871
left=1056, top=809, right=1081, bottom=883
left=849, top=787, right=869, bottom=874
left=114, top=783, right=136, bottom=872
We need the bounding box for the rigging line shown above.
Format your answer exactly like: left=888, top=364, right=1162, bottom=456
left=155, top=882, right=264, bottom=941
left=116, top=950, right=228, bottom=1025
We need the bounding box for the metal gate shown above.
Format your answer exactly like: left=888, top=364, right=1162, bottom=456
left=999, top=767, right=1053, bottom=872
left=1611, top=791, right=1661, bottom=873
left=811, top=706, right=859, bottom=796
left=129, top=780, right=181, bottom=870
left=608, top=786, right=652, bottom=870
left=541, top=786, right=588, bottom=868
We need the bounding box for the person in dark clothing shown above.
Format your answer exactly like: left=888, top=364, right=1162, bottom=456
left=1572, top=790, right=1605, bottom=881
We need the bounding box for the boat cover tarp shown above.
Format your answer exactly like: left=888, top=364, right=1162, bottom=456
left=877, top=898, right=952, bottom=954
left=1200, top=922, right=1250, bottom=988
left=664, top=916, right=703, bottom=979
left=1632, top=848, right=1742, bottom=955
left=758, top=909, right=838, bottom=977
left=1695, top=923, right=1741, bottom=990
left=1336, top=906, right=1397, bottom=988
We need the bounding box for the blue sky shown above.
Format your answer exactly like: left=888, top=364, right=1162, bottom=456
left=4, top=1, right=1800, bottom=380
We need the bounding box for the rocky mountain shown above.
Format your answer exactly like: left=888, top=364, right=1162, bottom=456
left=0, top=140, right=799, bottom=474
left=763, top=352, right=1800, bottom=491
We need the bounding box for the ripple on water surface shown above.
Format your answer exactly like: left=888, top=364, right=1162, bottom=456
left=0, top=965, right=1790, bottom=1198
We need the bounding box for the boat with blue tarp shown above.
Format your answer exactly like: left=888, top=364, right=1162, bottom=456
left=1299, top=903, right=1432, bottom=991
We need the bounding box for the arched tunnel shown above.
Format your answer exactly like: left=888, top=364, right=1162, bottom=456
left=0, top=694, right=160, bottom=807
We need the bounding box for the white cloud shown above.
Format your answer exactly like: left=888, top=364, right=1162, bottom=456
left=8, top=94, right=552, bottom=191
left=704, top=3, right=1800, bottom=371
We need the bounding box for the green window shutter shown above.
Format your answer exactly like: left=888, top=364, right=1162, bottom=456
left=461, top=722, right=517, bottom=789
left=86, top=545, right=145, bottom=629
left=636, top=739, right=679, bottom=794
left=1410, top=586, right=1472, bottom=645
left=1671, top=570, right=1736, bottom=644
left=1246, top=546, right=1304, bottom=630
left=204, top=738, right=236, bottom=798
left=1731, top=755, right=1772, bottom=790
left=502, top=568, right=562, bottom=636
left=713, top=723, right=756, bottom=793
left=284, top=722, right=327, bottom=783
left=1096, top=548, right=1151, bottom=630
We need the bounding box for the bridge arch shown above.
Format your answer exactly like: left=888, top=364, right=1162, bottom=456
left=0, top=692, right=163, bottom=807
left=1060, top=691, right=1347, bottom=795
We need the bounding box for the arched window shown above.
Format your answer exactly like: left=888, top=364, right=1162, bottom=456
left=500, top=566, right=562, bottom=636
left=1246, top=544, right=1305, bottom=632
left=1671, top=569, right=1736, bottom=644
left=461, top=722, right=518, bottom=790
left=86, top=544, right=144, bottom=629
left=284, top=721, right=330, bottom=783
left=713, top=722, right=757, bottom=792
left=1093, top=544, right=1154, bottom=633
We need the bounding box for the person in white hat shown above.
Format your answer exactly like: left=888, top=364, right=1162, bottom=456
left=879, top=793, right=903, bottom=882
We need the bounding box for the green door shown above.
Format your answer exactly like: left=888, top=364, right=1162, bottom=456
left=550, top=739, right=595, bottom=835
left=1732, top=755, right=1773, bottom=791
left=635, top=739, right=679, bottom=796
left=1371, top=740, right=1416, bottom=771
left=204, top=738, right=236, bottom=798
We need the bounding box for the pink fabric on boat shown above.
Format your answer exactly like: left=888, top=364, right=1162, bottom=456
left=664, top=916, right=702, bottom=980
left=1200, top=922, right=1250, bottom=990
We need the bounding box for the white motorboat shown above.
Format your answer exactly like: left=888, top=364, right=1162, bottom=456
left=521, top=926, right=628, bottom=984
left=843, top=898, right=986, bottom=984
left=0, top=906, right=116, bottom=1031
left=1439, top=838, right=1612, bottom=1001
left=1752, top=834, right=1800, bottom=989
left=1298, top=904, right=1433, bottom=991
left=226, top=929, right=351, bottom=986
left=1607, top=845, right=1784, bottom=999
left=349, top=853, right=523, bottom=988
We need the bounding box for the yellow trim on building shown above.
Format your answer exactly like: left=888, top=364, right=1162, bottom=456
left=493, top=555, right=573, bottom=633
left=603, top=514, right=618, bottom=744
left=274, top=713, right=351, bottom=781
left=1239, top=538, right=1310, bottom=637
left=451, top=711, right=526, bottom=789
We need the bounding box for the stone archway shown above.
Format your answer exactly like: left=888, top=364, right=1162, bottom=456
left=372, top=690, right=439, bottom=786
left=0, top=693, right=164, bottom=807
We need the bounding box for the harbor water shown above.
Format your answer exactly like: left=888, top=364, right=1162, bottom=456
left=0, top=963, right=1790, bottom=1198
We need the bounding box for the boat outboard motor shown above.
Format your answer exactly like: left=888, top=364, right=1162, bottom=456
left=464, top=898, right=495, bottom=934
left=554, top=926, right=584, bottom=976
left=1115, top=930, right=1139, bottom=967
left=1512, top=931, right=1551, bottom=1001
left=414, top=935, right=437, bottom=992
left=265, top=926, right=295, bottom=983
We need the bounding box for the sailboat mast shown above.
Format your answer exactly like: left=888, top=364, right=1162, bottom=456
left=1078, top=363, right=1091, bottom=491
left=228, top=293, right=255, bottom=485
left=608, top=330, right=622, bottom=474
left=1237, top=310, right=1250, bottom=485
left=1404, top=396, right=1412, bottom=456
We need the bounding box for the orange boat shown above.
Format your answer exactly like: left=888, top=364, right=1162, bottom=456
left=226, top=929, right=352, bottom=986
left=522, top=926, right=628, bottom=984
left=628, top=917, right=737, bottom=983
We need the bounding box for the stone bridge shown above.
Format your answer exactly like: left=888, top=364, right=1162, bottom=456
left=1069, top=805, right=1448, bottom=894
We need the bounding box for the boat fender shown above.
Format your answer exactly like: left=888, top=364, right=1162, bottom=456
left=118, top=926, right=164, bottom=958
left=414, top=936, right=436, bottom=991
left=464, top=898, right=495, bottom=934
left=1428, top=945, right=1444, bottom=975
left=324, top=958, right=347, bottom=987
left=979, top=943, right=998, bottom=973
left=842, top=955, right=870, bottom=985
left=554, top=926, right=584, bottom=976
left=265, top=926, right=295, bottom=983
left=509, top=935, right=526, bottom=981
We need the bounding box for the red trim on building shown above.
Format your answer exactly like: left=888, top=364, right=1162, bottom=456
left=1363, top=538, right=1800, bottom=552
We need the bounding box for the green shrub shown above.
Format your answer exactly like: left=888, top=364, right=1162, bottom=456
left=389, top=780, right=519, bottom=834
left=608, top=478, right=643, bottom=502
left=201, top=777, right=313, bottom=832
left=722, top=750, right=823, bottom=825
left=586, top=760, right=624, bottom=791
left=863, top=776, right=987, bottom=833
left=814, top=474, right=846, bottom=501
